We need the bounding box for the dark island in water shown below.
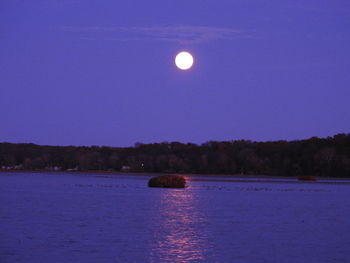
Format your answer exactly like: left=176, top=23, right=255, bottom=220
left=1, top=133, right=350, bottom=178
left=148, top=175, right=186, bottom=188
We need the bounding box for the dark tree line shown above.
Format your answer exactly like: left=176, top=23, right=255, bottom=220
left=1, top=133, right=350, bottom=177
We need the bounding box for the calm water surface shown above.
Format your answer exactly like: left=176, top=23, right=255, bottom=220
left=1, top=172, right=350, bottom=263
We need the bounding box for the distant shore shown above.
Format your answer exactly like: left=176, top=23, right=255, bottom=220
left=1, top=169, right=350, bottom=182
left=0, top=168, right=274, bottom=178
left=2, top=135, right=350, bottom=178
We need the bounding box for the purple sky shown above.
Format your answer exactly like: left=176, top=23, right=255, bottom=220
left=1, top=0, right=349, bottom=147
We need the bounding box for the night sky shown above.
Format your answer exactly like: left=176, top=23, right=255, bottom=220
left=1, top=0, right=349, bottom=147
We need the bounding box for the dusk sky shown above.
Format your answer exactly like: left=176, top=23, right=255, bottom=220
left=1, top=0, right=349, bottom=147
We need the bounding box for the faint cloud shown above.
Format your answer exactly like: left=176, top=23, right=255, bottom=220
left=61, top=25, right=253, bottom=44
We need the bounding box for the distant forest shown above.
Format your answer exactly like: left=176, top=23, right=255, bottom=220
left=1, top=133, right=350, bottom=177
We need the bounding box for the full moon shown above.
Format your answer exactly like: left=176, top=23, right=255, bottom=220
left=175, top=51, right=194, bottom=70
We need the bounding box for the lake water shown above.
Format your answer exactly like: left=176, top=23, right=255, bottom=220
left=1, top=172, right=350, bottom=263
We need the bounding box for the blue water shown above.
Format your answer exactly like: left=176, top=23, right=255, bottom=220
left=1, top=172, right=350, bottom=263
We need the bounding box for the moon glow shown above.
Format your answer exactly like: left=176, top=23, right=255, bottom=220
left=175, top=51, right=194, bottom=70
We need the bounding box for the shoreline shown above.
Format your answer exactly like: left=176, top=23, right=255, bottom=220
left=1, top=169, right=350, bottom=181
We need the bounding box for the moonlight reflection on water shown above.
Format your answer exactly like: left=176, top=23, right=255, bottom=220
left=149, top=188, right=211, bottom=262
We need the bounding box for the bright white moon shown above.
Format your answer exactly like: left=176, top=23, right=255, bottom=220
left=175, top=51, right=194, bottom=70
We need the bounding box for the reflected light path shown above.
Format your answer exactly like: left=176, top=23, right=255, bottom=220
left=148, top=188, right=212, bottom=262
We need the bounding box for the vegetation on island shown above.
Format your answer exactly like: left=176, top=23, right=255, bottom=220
left=148, top=175, right=186, bottom=188
left=1, top=133, right=350, bottom=177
